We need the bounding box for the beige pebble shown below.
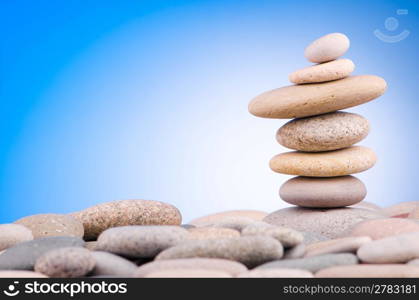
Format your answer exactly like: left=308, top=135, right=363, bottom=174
left=187, top=227, right=240, bottom=240
left=145, top=269, right=232, bottom=278
left=350, top=201, right=381, bottom=210
left=133, top=258, right=247, bottom=277
left=84, top=241, right=97, bottom=251
left=347, top=218, right=419, bottom=240
left=305, top=236, right=371, bottom=257
left=70, top=199, right=182, bottom=240
left=270, top=146, right=376, bottom=177
left=248, top=75, right=386, bottom=119
left=357, top=232, right=419, bottom=263
left=380, top=201, right=419, bottom=217
left=0, top=271, right=47, bottom=278
left=241, top=222, right=303, bottom=247
left=0, top=224, right=33, bottom=251
left=280, top=176, right=366, bottom=208
left=276, top=112, right=369, bottom=152
left=237, top=268, right=313, bottom=278
left=304, top=33, right=350, bottom=63
left=189, top=210, right=267, bottom=226
left=316, top=264, right=419, bottom=278
left=207, top=217, right=256, bottom=232
left=289, top=59, right=354, bottom=84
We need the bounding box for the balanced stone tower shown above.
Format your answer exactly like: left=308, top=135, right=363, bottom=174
left=248, top=33, right=387, bottom=238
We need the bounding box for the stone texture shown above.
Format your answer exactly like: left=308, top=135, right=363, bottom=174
left=134, top=258, right=247, bottom=277
left=316, top=264, right=419, bottom=278
left=357, top=232, right=419, bottom=263
left=70, top=199, right=182, bottom=240
left=95, top=226, right=188, bottom=258
left=305, top=236, right=371, bottom=257
left=0, top=236, right=84, bottom=270
left=241, top=222, right=303, bottom=247
left=0, top=224, right=33, bottom=251
left=276, top=112, right=369, bottom=152
left=301, top=232, right=329, bottom=244
left=35, top=247, right=95, bottom=278
left=237, top=268, right=313, bottom=278
left=248, top=75, right=386, bottom=119
left=187, top=227, right=240, bottom=240
left=263, top=207, right=383, bottom=239
left=304, top=33, right=350, bottom=63
left=280, top=176, right=366, bottom=208
left=270, top=146, right=377, bottom=177
left=347, top=218, right=419, bottom=240
left=91, top=251, right=137, bottom=276
left=188, top=210, right=267, bottom=226
left=284, top=244, right=306, bottom=259
left=155, top=236, right=283, bottom=268
left=0, top=271, right=47, bottom=278
left=15, top=214, right=84, bottom=239
left=257, top=253, right=358, bottom=273
left=145, top=269, right=232, bottom=278
left=289, top=59, right=354, bottom=84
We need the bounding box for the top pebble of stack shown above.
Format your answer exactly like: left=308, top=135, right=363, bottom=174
left=304, top=32, right=350, bottom=63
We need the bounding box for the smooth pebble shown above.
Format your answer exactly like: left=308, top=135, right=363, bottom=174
left=91, top=251, right=137, bottom=277
left=237, top=268, right=313, bottom=278
left=347, top=218, right=419, bottom=240
left=304, top=33, right=350, bottom=63
left=316, top=264, right=419, bottom=278
left=241, top=222, right=303, bottom=247
left=0, top=224, right=33, bottom=251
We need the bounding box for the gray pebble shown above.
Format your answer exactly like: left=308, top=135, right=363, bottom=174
left=241, top=222, right=303, bottom=247
left=91, top=251, right=137, bottom=276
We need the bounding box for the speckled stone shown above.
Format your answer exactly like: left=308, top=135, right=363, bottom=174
left=270, top=146, right=377, bottom=177
left=316, top=264, right=419, bottom=278
left=277, top=112, right=369, bottom=152
left=0, top=224, right=33, bottom=251
left=189, top=210, right=267, bottom=227
left=289, top=59, right=354, bottom=84
left=304, top=33, right=350, bottom=63
left=380, top=201, right=419, bottom=218
left=35, top=247, right=95, bottom=278
left=237, top=268, right=313, bottom=278
left=248, top=75, right=386, bottom=119
left=95, top=226, right=188, bottom=258
left=15, top=214, right=84, bottom=239
left=70, top=200, right=182, bottom=240
left=257, top=253, right=358, bottom=273
left=280, top=176, right=366, bottom=208
left=305, top=236, right=371, bottom=257
left=284, top=244, right=306, bottom=259
left=241, top=222, right=303, bottom=247
left=0, top=236, right=84, bottom=270
left=187, top=227, right=240, bottom=240
left=263, top=207, right=383, bottom=239
left=301, top=232, right=329, bottom=245
left=134, top=258, right=247, bottom=277
left=347, top=218, right=419, bottom=240
left=91, top=251, right=137, bottom=276
left=155, top=236, right=283, bottom=268
left=0, top=271, right=47, bottom=278
left=208, top=217, right=256, bottom=232
left=357, top=232, right=419, bottom=263
left=145, top=269, right=232, bottom=278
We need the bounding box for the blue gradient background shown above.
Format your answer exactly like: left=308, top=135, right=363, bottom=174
left=0, top=0, right=418, bottom=223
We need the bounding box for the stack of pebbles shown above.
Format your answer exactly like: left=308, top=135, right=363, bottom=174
left=249, top=33, right=387, bottom=210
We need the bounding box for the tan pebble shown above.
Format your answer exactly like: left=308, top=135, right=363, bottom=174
left=305, top=236, right=371, bottom=257
left=241, top=222, right=303, bottom=247
left=248, top=75, right=387, bottom=119
left=133, top=258, right=247, bottom=277
left=270, top=146, right=376, bottom=177
left=289, top=59, right=355, bottom=84
left=208, top=217, right=256, bottom=232
left=284, top=244, right=306, bottom=259
left=237, top=268, right=313, bottom=278
left=347, top=218, right=419, bottom=240
left=70, top=199, right=182, bottom=240
left=0, top=271, right=47, bottom=278
left=187, top=227, right=240, bottom=240
left=316, top=264, right=419, bottom=278
left=0, top=224, right=33, bottom=251
left=350, top=201, right=381, bottom=210
left=380, top=201, right=419, bottom=217
left=304, top=33, right=350, bottom=63
left=84, top=241, right=97, bottom=251
left=189, top=210, right=267, bottom=226
left=277, top=112, right=369, bottom=152
left=145, top=269, right=232, bottom=278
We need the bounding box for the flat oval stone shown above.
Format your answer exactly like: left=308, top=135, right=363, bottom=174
left=0, top=271, right=47, bottom=278
left=347, top=218, right=419, bottom=240
left=280, top=176, right=366, bottom=207
left=0, top=236, right=84, bottom=270
left=187, top=227, right=240, bottom=240
left=241, top=222, right=303, bottom=247
left=304, top=33, right=350, bottom=63
left=263, top=207, right=383, bottom=239
left=15, top=214, right=84, bottom=238
left=35, top=247, right=95, bottom=278
left=134, top=258, right=247, bottom=277
left=188, top=210, right=267, bottom=226
left=145, top=269, right=232, bottom=278
left=316, top=264, right=419, bottom=278
left=380, top=201, right=419, bottom=218
left=91, top=251, right=137, bottom=276
left=257, top=253, right=358, bottom=273
left=305, top=236, right=371, bottom=257
left=237, top=268, right=313, bottom=278
left=248, top=75, right=386, bottom=119
left=0, top=224, right=33, bottom=251
left=270, top=146, right=377, bottom=177
left=357, top=232, right=419, bottom=263
left=289, top=59, right=355, bottom=84
left=70, top=199, right=182, bottom=240
left=276, top=112, right=369, bottom=152
left=155, top=236, right=283, bottom=268
left=95, top=226, right=188, bottom=258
